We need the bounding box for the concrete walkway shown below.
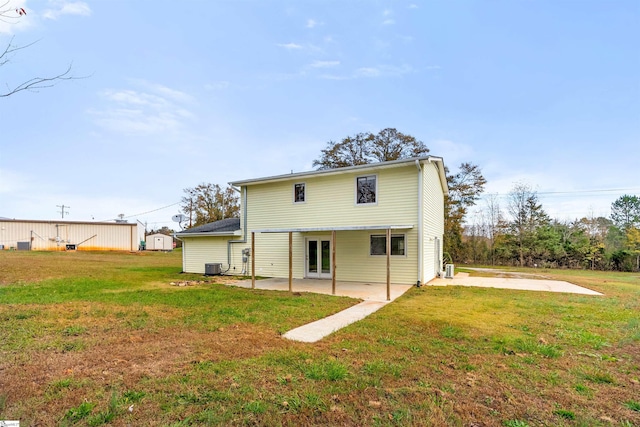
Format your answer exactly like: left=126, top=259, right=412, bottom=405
left=282, top=300, right=389, bottom=342
left=228, top=278, right=413, bottom=342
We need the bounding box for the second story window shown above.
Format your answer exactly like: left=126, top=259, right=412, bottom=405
left=294, top=183, right=305, bottom=203
left=356, top=175, right=376, bottom=204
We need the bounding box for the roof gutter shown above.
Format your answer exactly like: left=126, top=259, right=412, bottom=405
left=173, top=233, right=186, bottom=272
left=174, top=231, right=239, bottom=238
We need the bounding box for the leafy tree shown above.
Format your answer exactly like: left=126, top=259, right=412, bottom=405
left=483, top=193, right=505, bottom=265
left=180, top=183, right=239, bottom=228
left=506, top=183, right=550, bottom=267
left=312, top=129, right=485, bottom=264
left=1, top=4, right=77, bottom=98
left=444, top=163, right=487, bottom=262
left=312, top=128, right=429, bottom=169
left=611, top=195, right=640, bottom=231
left=147, top=226, right=175, bottom=236
left=626, top=227, right=640, bottom=271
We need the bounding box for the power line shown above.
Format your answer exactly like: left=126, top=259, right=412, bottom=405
left=97, top=201, right=180, bottom=222
left=477, top=187, right=640, bottom=199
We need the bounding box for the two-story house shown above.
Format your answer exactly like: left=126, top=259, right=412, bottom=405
left=176, top=156, right=448, bottom=287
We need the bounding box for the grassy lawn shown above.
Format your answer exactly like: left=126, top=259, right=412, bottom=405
left=0, top=251, right=639, bottom=426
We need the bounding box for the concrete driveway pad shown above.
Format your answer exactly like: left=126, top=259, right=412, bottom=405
left=432, top=273, right=602, bottom=295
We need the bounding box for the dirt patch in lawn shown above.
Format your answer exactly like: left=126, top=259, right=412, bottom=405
left=0, top=323, right=290, bottom=425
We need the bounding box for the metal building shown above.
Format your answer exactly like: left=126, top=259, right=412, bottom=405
left=0, top=219, right=142, bottom=251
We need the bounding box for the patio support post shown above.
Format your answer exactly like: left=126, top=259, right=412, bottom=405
left=331, top=230, right=336, bottom=295
left=386, top=228, right=391, bottom=301
left=251, top=232, right=255, bottom=289
left=288, top=231, right=293, bottom=292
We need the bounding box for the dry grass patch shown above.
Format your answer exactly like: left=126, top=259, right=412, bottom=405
left=1, top=252, right=639, bottom=426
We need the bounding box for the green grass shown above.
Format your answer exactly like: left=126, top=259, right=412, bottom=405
left=625, top=400, right=640, bottom=412
left=1, top=252, right=639, bottom=426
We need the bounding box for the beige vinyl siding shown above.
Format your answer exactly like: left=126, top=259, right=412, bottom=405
left=252, top=233, right=297, bottom=278
left=0, top=220, right=139, bottom=251
left=182, top=236, right=245, bottom=274
left=333, top=230, right=417, bottom=284
left=244, top=166, right=421, bottom=284
left=422, top=163, right=445, bottom=281
left=246, top=167, right=418, bottom=230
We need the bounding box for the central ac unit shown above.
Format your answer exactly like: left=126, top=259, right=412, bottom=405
left=205, top=263, right=222, bottom=276
left=444, top=264, right=455, bottom=279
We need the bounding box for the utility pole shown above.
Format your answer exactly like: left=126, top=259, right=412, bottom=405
left=57, top=205, right=70, bottom=219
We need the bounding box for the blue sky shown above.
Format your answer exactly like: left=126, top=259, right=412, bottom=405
left=1, top=0, right=638, bottom=230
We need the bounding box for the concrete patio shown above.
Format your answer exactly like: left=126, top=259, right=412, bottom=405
left=229, top=277, right=414, bottom=302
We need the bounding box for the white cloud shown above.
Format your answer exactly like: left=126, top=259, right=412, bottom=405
left=306, top=18, right=318, bottom=28
left=102, top=89, right=168, bottom=108
left=319, top=64, right=415, bottom=80
left=204, top=81, right=230, bottom=90
left=318, top=74, right=349, bottom=81
left=309, top=60, right=340, bottom=68
left=382, top=19, right=395, bottom=26
left=42, top=1, right=91, bottom=20
left=409, top=4, right=419, bottom=9
left=355, top=64, right=414, bottom=78
left=277, top=42, right=303, bottom=50
left=354, top=67, right=381, bottom=78
left=90, top=80, right=194, bottom=136
left=383, top=9, right=392, bottom=16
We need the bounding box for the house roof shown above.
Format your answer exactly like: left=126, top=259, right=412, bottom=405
left=228, top=156, right=448, bottom=195
left=176, top=218, right=241, bottom=236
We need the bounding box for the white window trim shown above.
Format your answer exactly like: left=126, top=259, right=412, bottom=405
left=355, top=174, right=378, bottom=205
left=293, top=182, right=306, bottom=204
left=369, top=233, right=407, bottom=257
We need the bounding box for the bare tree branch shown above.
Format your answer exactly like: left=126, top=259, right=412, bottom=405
left=1, top=37, right=86, bottom=98
left=0, top=0, right=25, bottom=24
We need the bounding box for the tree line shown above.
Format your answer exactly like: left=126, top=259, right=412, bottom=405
left=460, top=190, right=640, bottom=272
left=178, top=128, right=638, bottom=272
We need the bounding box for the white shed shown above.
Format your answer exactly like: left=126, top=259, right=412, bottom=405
left=145, top=233, right=174, bottom=251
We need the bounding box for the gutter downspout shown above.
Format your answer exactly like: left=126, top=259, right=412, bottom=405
left=415, top=159, right=423, bottom=286
left=173, top=234, right=185, bottom=272
left=227, top=186, right=248, bottom=270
